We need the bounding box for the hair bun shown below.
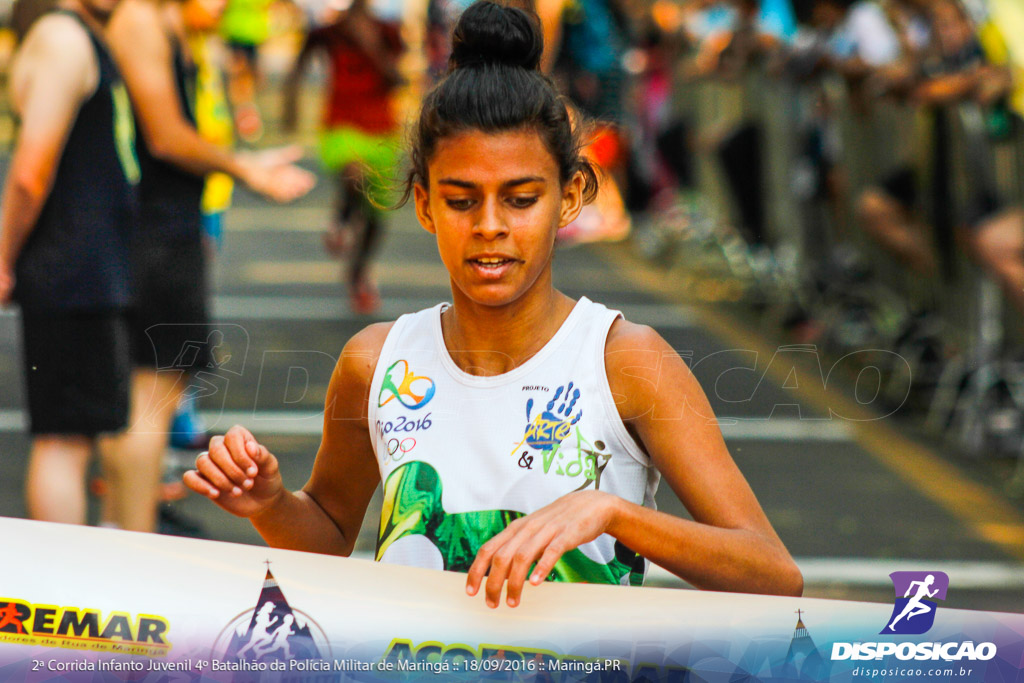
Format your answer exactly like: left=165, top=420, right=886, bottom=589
left=450, top=1, right=543, bottom=71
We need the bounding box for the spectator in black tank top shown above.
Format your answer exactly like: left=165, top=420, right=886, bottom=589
left=0, top=0, right=137, bottom=525
left=98, top=0, right=315, bottom=533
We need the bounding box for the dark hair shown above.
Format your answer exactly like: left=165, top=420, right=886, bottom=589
left=398, top=0, right=599, bottom=204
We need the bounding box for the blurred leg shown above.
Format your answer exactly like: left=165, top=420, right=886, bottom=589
left=227, top=45, right=262, bottom=141
left=857, top=188, right=936, bottom=276
left=325, top=169, right=365, bottom=257
left=346, top=176, right=382, bottom=314
left=349, top=211, right=382, bottom=287
left=969, top=208, right=1024, bottom=315
left=99, top=369, right=187, bottom=532
left=25, top=435, right=93, bottom=524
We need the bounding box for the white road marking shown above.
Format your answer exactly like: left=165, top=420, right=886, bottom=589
left=712, top=417, right=852, bottom=441
left=210, top=295, right=697, bottom=327
left=0, top=409, right=845, bottom=440
left=211, top=295, right=442, bottom=320
left=1, top=296, right=697, bottom=327
left=646, top=558, right=1024, bottom=589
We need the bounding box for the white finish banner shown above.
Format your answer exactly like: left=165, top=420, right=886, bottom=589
left=1, top=517, right=1021, bottom=682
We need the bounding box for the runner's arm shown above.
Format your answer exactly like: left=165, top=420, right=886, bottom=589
left=252, top=323, right=391, bottom=554
left=0, top=15, right=96, bottom=299
left=467, top=320, right=802, bottom=607
left=600, top=320, right=801, bottom=594
left=185, top=323, right=391, bottom=554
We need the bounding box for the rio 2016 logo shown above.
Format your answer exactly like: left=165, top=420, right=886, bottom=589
left=881, top=571, right=949, bottom=635
left=378, top=360, right=436, bottom=410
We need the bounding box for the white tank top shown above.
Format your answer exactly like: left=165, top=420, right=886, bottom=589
left=368, top=297, right=661, bottom=586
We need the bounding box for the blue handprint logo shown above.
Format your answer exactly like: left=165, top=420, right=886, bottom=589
left=514, top=383, right=582, bottom=453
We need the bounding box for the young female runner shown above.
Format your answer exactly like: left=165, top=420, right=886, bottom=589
left=184, top=0, right=802, bottom=608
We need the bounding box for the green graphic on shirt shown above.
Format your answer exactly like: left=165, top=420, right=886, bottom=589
left=376, top=460, right=645, bottom=586
left=111, top=82, right=140, bottom=185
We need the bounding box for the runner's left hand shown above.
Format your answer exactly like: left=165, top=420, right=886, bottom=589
left=465, top=490, right=621, bottom=609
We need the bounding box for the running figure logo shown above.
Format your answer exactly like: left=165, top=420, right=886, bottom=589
left=881, top=571, right=949, bottom=635
left=214, top=566, right=328, bottom=663
left=379, top=360, right=436, bottom=409
left=234, top=603, right=297, bottom=660
left=0, top=602, right=27, bottom=634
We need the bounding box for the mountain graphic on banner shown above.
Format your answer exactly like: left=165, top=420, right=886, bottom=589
left=779, top=610, right=828, bottom=681
left=224, top=569, right=321, bottom=662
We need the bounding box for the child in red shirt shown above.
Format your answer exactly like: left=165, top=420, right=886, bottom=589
left=284, top=0, right=404, bottom=313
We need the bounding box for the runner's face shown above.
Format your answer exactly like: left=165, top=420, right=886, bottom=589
left=414, top=128, right=584, bottom=309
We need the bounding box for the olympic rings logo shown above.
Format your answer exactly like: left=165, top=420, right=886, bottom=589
left=385, top=437, right=416, bottom=464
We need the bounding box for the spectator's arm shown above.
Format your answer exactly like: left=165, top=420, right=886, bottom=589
left=870, top=60, right=919, bottom=97
left=976, top=63, right=1012, bottom=105
left=108, top=0, right=314, bottom=202
left=0, top=14, right=96, bottom=301
left=914, top=68, right=982, bottom=104
left=536, top=0, right=565, bottom=74
left=108, top=0, right=248, bottom=179
left=828, top=54, right=873, bottom=81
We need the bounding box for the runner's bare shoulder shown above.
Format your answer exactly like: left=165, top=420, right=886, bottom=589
left=603, top=316, right=712, bottom=429
left=603, top=317, right=671, bottom=399
left=344, top=322, right=394, bottom=372
left=328, top=322, right=396, bottom=417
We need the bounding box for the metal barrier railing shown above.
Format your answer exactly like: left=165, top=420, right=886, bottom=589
left=663, top=63, right=1024, bottom=463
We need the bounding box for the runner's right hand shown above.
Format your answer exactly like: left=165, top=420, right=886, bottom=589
left=183, top=425, right=285, bottom=518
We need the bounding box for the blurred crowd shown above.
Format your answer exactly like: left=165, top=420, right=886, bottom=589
left=555, top=0, right=1024, bottom=472
left=470, top=0, right=1024, bottom=475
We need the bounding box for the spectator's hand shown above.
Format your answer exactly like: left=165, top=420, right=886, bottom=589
left=239, top=146, right=316, bottom=203
left=871, top=62, right=914, bottom=98
left=183, top=425, right=286, bottom=518
left=975, top=67, right=1011, bottom=106
left=248, top=144, right=306, bottom=167
left=465, top=490, right=619, bottom=608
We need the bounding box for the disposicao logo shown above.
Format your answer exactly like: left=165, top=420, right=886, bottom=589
left=882, top=570, right=948, bottom=635
left=831, top=571, right=997, bottom=663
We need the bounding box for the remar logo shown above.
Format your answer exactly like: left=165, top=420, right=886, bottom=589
left=881, top=571, right=949, bottom=635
